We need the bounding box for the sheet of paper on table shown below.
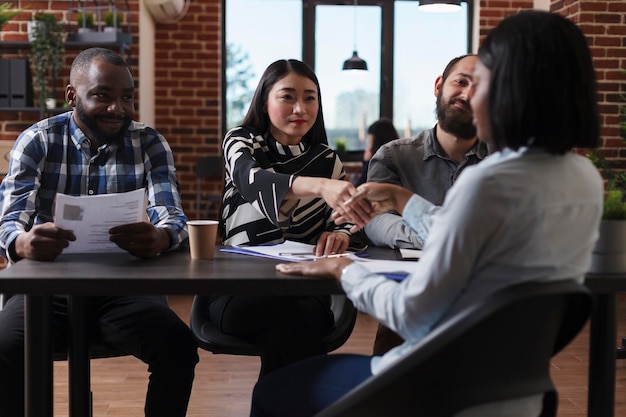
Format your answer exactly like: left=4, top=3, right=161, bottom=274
left=220, top=240, right=320, bottom=262
left=399, top=248, right=422, bottom=260
left=54, top=188, right=145, bottom=254
left=221, top=240, right=417, bottom=281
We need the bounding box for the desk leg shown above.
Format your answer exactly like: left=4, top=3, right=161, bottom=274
left=68, top=296, right=91, bottom=417
left=24, top=294, right=53, bottom=417
left=588, top=293, right=616, bottom=417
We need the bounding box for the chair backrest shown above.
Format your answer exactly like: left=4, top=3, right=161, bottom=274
left=196, top=155, right=224, bottom=219
left=197, top=155, right=224, bottom=180
left=314, top=279, right=592, bottom=417
left=190, top=294, right=358, bottom=355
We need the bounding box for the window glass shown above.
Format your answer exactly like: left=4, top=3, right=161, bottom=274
left=315, top=5, right=381, bottom=152
left=224, top=1, right=469, bottom=147
left=225, top=0, right=302, bottom=130
left=393, top=2, right=469, bottom=137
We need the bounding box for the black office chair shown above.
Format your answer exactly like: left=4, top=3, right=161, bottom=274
left=195, top=155, right=224, bottom=219
left=314, top=279, right=593, bottom=417
left=189, top=294, right=358, bottom=355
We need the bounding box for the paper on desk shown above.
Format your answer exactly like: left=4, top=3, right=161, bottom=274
left=221, top=240, right=417, bottom=281
left=352, top=258, right=417, bottom=281
left=54, top=188, right=145, bottom=254
left=220, top=240, right=319, bottom=262
left=399, top=248, right=423, bottom=260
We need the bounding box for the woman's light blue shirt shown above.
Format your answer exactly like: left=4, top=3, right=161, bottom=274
left=340, top=147, right=603, bottom=375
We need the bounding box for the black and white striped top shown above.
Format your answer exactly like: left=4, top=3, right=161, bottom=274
left=221, top=126, right=350, bottom=246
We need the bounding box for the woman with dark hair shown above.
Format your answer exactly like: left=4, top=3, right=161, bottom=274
left=211, top=59, right=363, bottom=378
left=355, top=117, right=399, bottom=186
left=250, top=11, right=603, bottom=417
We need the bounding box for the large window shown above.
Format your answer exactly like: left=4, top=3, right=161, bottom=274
left=224, top=0, right=471, bottom=150
left=224, top=0, right=301, bottom=129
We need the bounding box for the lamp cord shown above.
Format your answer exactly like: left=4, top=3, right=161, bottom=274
left=353, top=0, right=358, bottom=51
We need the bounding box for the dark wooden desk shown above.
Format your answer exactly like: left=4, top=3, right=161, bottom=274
left=0, top=247, right=395, bottom=417
left=584, top=273, right=626, bottom=417
left=2, top=250, right=618, bottom=417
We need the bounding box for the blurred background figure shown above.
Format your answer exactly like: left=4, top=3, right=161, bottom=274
left=355, top=118, right=399, bottom=186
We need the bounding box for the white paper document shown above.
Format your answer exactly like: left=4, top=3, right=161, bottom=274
left=220, top=240, right=321, bottom=262
left=399, top=248, right=423, bottom=260
left=54, top=188, right=145, bottom=254
left=220, top=240, right=417, bottom=281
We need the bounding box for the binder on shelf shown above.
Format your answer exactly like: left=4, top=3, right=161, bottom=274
left=0, top=60, right=9, bottom=107
left=9, top=59, right=33, bottom=107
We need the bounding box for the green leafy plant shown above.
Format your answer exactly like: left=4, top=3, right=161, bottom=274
left=588, top=149, right=626, bottom=220
left=603, top=190, right=626, bottom=220
left=76, top=12, right=94, bottom=29
left=0, top=2, right=25, bottom=30
left=29, top=12, right=66, bottom=112
left=334, top=138, right=347, bottom=155
left=104, top=9, right=121, bottom=28
left=588, top=72, right=626, bottom=220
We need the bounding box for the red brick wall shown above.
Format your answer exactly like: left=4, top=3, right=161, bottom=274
left=0, top=0, right=222, bottom=219
left=550, top=0, right=626, bottom=172
left=1, top=0, right=624, bottom=220
left=480, top=0, right=626, bottom=179
left=150, top=0, right=222, bottom=220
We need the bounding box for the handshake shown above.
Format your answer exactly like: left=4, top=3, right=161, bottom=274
left=331, top=183, right=414, bottom=234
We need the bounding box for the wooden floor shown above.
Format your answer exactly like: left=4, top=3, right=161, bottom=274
left=49, top=295, right=626, bottom=417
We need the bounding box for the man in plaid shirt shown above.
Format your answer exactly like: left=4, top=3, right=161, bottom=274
left=0, top=47, right=198, bottom=417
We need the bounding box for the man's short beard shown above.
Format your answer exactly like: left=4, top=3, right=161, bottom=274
left=436, top=92, right=477, bottom=140
left=76, top=99, right=131, bottom=146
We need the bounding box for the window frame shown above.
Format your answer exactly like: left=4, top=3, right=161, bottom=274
left=221, top=0, right=473, bottom=138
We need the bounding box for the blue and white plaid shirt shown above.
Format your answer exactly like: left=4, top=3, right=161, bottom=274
left=0, top=111, right=188, bottom=262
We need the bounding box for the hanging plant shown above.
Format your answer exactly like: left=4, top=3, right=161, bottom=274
left=29, top=12, right=66, bottom=112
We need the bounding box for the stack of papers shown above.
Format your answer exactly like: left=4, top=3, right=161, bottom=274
left=220, top=240, right=416, bottom=281
left=220, top=241, right=322, bottom=262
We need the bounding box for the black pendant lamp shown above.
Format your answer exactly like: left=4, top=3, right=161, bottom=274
left=342, top=0, right=368, bottom=71
left=418, top=0, right=462, bottom=13
left=343, top=51, right=368, bottom=71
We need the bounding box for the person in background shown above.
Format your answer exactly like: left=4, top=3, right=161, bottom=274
left=212, top=59, right=367, bottom=378
left=364, top=54, right=488, bottom=251
left=366, top=54, right=488, bottom=354
left=355, top=118, right=399, bottom=187
left=0, top=47, right=198, bottom=417
left=250, top=10, right=602, bottom=417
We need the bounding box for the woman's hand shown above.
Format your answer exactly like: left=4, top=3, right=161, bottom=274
left=276, top=257, right=353, bottom=280
left=288, top=177, right=372, bottom=224
left=318, top=179, right=373, bottom=225
left=332, top=182, right=414, bottom=232
left=315, top=231, right=350, bottom=256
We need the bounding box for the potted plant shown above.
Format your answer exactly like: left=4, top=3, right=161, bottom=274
left=76, top=11, right=94, bottom=33
left=0, top=2, right=24, bottom=31
left=29, top=12, right=66, bottom=112
left=587, top=148, right=626, bottom=273
left=104, top=9, right=121, bottom=32
left=334, top=138, right=347, bottom=158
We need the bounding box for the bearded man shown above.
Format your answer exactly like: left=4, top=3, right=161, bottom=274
left=363, top=54, right=488, bottom=251
left=362, top=55, right=488, bottom=355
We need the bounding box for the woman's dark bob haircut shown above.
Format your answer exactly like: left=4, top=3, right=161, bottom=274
left=242, top=59, right=328, bottom=146
left=478, top=11, right=600, bottom=154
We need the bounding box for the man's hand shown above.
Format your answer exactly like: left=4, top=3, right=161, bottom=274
left=332, top=182, right=414, bottom=233
left=13, top=223, right=76, bottom=262
left=109, top=222, right=171, bottom=258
